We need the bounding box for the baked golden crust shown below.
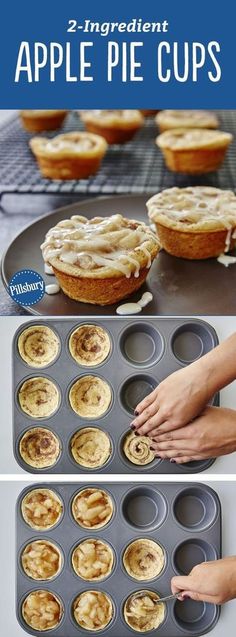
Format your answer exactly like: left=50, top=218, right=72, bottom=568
left=20, top=110, right=68, bottom=132
left=18, top=325, right=60, bottom=368
left=41, top=213, right=160, bottom=304
left=72, top=488, right=113, bottom=529
left=156, top=128, right=232, bottom=174
left=124, top=591, right=165, bottom=632
left=69, top=324, right=111, bottom=365
left=19, top=427, right=61, bottom=468
left=70, top=427, right=112, bottom=468
left=80, top=109, right=143, bottom=144
left=18, top=376, right=60, bottom=418
left=21, top=540, right=62, bottom=580
left=140, top=110, right=160, bottom=117
left=22, top=590, right=63, bottom=631
left=147, top=186, right=236, bottom=259
left=73, top=591, right=113, bottom=631
left=72, top=539, right=114, bottom=581
left=30, top=131, right=107, bottom=179
left=156, top=109, right=219, bottom=132
left=123, top=539, right=165, bottom=580
left=69, top=376, right=112, bottom=418
left=123, top=431, right=155, bottom=465
left=21, top=488, right=63, bottom=530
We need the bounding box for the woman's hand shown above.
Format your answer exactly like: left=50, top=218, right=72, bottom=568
left=171, top=557, right=236, bottom=604
left=130, top=363, right=211, bottom=436
left=149, top=406, right=236, bottom=463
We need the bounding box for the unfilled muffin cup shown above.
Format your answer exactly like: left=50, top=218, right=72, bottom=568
left=71, top=538, right=115, bottom=581
left=173, top=598, right=218, bottom=634
left=69, top=324, right=111, bottom=366
left=121, top=487, right=167, bottom=531
left=19, top=427, right=61, bottom=469
left=123, top=590, right=166, bottom=632
left=21, top=589, right=64, bottom=631
left=123, top=539, right=165, bottom=581
left=173, top=487, right=218, bottom=531
left=69, top=375, right=112, bottom=418
left=119, top=324, right=164, bottom=367
left=171, top=322, right=215, bottom=364
left=21, top=539, right=63, bottom=580
left=71, top=488, right=114, bottom=529
left=73, top=590, right=114, bottom=631
left=17, top=324, right=60, bottom=368
left=173, top=539, right=217, bottom=576
left=70, top=427, right=112, bottom=469
left=21, top=488, right=63, bottom=531
left=120, top=375, right=157, bottom=415
left=18, top=376, right=60, bottom=419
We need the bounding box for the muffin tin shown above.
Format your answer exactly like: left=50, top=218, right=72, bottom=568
left=16, top=482, right=221, bottom=636
left=13, top=317, right=219, bottom=473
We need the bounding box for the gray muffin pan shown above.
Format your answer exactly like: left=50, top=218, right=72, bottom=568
left=13, top=318, right=219, bottom=474
left=16, top=482, right=221, bottom=636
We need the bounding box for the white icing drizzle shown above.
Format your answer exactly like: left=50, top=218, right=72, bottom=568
left=44, top=263, right=54, bottom=275
left=116, top=292, right=153, bottom=315
left=41, top=214, right=159, bottom=279
left=225, top=229, right=232, bottom=253
left=45, top=283, right=60, bottom=295
left=217, top=254, right=236, bottom=267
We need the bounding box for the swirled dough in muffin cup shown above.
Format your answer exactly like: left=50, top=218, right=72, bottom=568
left=69, top=376, right=112, bottom=418
left=18, top=376, right=60, bottom=419
left=156, top=109, right=219, bottom=132
left=30, top=131, right=107, bottom=180
left=19, top=427, right=61, bottom=469
left=123, top=431, right=155, bottom=466
left=69, top=324, right=111, bottom=366
left=147, top=186, right=236, bottom=260
left=79, top=109, right=144, bottom=144
left=20, top=109, right=68, bottom=132
left=70, top=428, right=112, bottom=469
left=21, top=539, right=62, bottom=580
left=123, top=539, right=165, bottom=581
left=73, top=590, right=114, bottom=631
left=40, top=213, right=160, bottom=305
left=21, top=488, right=63, bottom=531
left=72, top=539, right=114, bottom=581
left=123, top=590, right=166, bottom=632
left=156, top=128, right=233, bottom=174
left=72, top=488, right=114, bottom=529
left=22, top=590, right=63, bottom=631
left=17, top=325, right=60, bottom=368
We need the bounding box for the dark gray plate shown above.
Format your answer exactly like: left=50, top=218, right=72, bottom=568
left=2, top=195, right=236, bottom=316
left=12, top=317, right=219, bottom=474
left=16, top=482, right=221, bottom=637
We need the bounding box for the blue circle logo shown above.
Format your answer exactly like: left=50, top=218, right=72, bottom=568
left=8, top=270, right=45, bottom=306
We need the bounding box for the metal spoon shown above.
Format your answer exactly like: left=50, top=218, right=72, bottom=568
left=131, top=592, right=182, bottom=604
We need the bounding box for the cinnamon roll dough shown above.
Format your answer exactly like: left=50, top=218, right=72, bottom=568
left=124, top=591, right=165, bottom=632
left=21, top=540, right=62, bottom=580
left=22, top=590, right=63, bottom=631
left=69, top=376, right=112, bottom=418
left=18, top=325, right=60, bottom=368
left=21, top=488, right=63, bottom=530
left=73, top=591, right=113, bottom=631
left=18, top=376, right=60, bottom=418
left=19, top=427, right=61, bottom=468
left=72, top=488, right=113, bottom=529
left=70, top=427, right=111, bottom=468
left=72, top=539, right=114, bottom=581
left=123, top=539, right=165, bottom=580
left=69, top=324, right=111, bottom=366
left=123, top=431, right=155, bottom=465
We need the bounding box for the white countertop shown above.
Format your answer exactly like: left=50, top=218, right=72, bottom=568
left=0, top=478, right=235, bottom=636
left=0, top=315, right=235, bottom=475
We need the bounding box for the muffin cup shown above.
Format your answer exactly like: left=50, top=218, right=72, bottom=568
left=153, top=222, right=236, bottom=259
left=34, top=154, right=105, bottom=180
left=160, top=145, right=229, bottom=174
left=20, top=111, right=68, bottom=132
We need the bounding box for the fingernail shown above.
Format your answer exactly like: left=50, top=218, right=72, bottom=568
left=170, top=459, right=176, bottom=463
left=150, top=446, right=155, bottom=451
left=155, top=455, right=161, bottom=459
left=134, top=410, right=139, bottom=416
left=130, top=423, right=136, bottom=429
left=182, top=595, right=190, bottom=600
left=134, top=431, right=139, bottom=436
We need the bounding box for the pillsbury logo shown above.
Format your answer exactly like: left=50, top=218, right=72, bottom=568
left=8, top=270, right=45, bottom=306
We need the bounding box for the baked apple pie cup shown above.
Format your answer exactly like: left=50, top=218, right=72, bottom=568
left=41, top=213, right=160, bottom=305
left=156, top=128, right=233, bottom=174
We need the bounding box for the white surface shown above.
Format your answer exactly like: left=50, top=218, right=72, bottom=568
left=0, top=478, right=235, bottom=636
left=0, top=316, right=236, bottom=474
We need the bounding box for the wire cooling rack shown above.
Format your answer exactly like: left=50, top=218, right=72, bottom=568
left=0, top=111, right=235, bottom=196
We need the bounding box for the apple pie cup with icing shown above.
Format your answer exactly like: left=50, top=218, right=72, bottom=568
left=156, top=109, right=219, bottom=132
left=147, top=186, right=236, bottom=260
left=156, top=128, right=233, bottom=174
left=40, top=213, right=160, bottom=305
left=30, top=131, right=107, bottom=180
